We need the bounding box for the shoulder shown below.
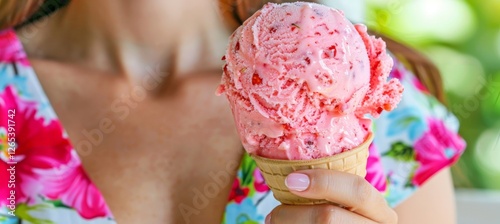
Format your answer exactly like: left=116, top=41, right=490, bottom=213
left=368, top=54, right=466, bottom=207
left=394, top=168, right=456, bottom=224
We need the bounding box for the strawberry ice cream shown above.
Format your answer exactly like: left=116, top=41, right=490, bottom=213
left=217, top=2, right=403, bottom=160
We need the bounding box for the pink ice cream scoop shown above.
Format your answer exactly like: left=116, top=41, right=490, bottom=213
left=217, top=2, right=403, bottom=160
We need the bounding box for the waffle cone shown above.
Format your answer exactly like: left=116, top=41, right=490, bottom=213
left=251, top=133, right=373, bottom=205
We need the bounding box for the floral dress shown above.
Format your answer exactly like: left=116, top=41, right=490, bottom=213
left=0, top=28, right=465, bottom=224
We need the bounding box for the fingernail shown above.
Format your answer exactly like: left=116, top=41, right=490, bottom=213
left=265, top=214, right=271, bottom=224
left=285, top=173, right=310, bottom=191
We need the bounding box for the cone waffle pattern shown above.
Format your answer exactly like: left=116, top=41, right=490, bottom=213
left=251, top=133, right=373, bottom=205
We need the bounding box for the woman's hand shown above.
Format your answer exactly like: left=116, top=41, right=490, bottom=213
left=266, top=170, right=398, bottom=224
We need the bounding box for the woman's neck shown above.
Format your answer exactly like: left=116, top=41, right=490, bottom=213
left=18, top=0, right=230, bottom=78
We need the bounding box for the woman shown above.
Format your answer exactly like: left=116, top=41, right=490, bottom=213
left=0, top=0, right=465, bottom=223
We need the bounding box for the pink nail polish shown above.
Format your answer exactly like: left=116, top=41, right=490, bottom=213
left=265, top=214, right=271, bottom=224
left=285, top=173, right=310, bottom=191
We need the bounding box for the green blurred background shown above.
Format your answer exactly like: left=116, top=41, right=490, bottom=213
left=366, top=0, right=500, bottom=189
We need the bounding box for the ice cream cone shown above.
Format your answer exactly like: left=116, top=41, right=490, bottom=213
left=250, top=133, right=373, bottom=205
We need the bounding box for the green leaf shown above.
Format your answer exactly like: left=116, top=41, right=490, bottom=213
left=383, top=142, right=416, bottom=162
left=243, top=221, right=260, bottom=224
left=236, top=214, right=260, bottom=224
left=44, top=200, right=71, bottom=209
left=401, top=116, right=419, bottom=127
left=428, top=96, right=439, bottom=109
left=241, top=155, right=257, bottom=186
left=404, top=164, right=419, bottom=188
left=221, top=213, right=227, bottom=224
left=15, top=203, right=54, bottom=224
left=247, top=181, right=256, bottom=197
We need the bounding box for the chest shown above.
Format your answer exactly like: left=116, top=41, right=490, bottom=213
left=33, top=61, right=243, bottom=223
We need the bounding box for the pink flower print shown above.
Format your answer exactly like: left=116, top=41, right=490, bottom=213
left=413, top=118, right=466, bottom=186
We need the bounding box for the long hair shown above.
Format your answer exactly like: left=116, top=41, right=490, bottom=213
left=220, top=0, right=446, bottom=104
left=0, top=0, right=44, bottom=30
left=0, top=0, right=69, bottom=30
left=380, top=33, right=445, bottom=104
